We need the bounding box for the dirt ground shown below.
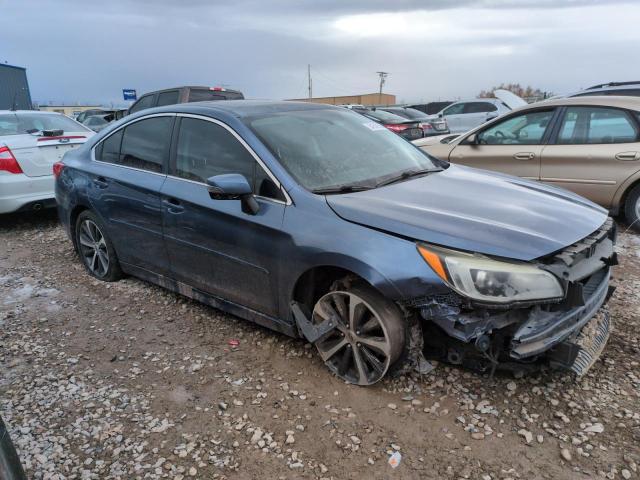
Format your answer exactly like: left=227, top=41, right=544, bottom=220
left=1, top=210, right=639, bottom=480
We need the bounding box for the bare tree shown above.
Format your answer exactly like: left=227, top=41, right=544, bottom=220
left=479, top=83, right=551, bottom=102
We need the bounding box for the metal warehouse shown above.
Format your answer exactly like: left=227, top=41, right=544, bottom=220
left=0, top=63, right=33, bottom=110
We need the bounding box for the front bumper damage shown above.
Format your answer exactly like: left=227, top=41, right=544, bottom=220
left=415, top=218, right=617, bottom=376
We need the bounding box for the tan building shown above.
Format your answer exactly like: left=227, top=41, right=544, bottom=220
left=38, top=105, right=104, bottom=117
left=289, top=92, right=396, bottom=106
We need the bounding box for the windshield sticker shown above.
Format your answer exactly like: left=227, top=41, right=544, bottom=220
left=363, top=121, right=386, bottom=131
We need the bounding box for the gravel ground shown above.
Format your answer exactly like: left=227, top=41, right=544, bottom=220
left=1, top=210, right=639, bottom=480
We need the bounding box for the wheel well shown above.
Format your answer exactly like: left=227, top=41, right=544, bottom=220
left=620, top=178, right=640, bottom=217
left=69, top=205, right=90, bottom=250
left=292, top=266, right=366, bottom=315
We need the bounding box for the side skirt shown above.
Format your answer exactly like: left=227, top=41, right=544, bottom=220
left=121, top=262, right=299, bottom=338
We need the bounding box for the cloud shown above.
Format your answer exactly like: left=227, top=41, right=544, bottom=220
left=1, top=0, right=638, bottom=105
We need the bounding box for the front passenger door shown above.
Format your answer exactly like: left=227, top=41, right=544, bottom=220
left=449, top=109, right=556, bottom=179
left=161, top=115, right=289, bottom=317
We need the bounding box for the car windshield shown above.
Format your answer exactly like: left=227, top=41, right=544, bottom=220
left=0, top=113, right=90, bottom=136
left=245, top=108, right=441, bottom=191
left=355, top=108, right=407, bottom=124
left=386, top=108, right=430, bottom=121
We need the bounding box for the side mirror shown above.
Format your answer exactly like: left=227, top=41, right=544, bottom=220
left=438, top=113, right=443, bottom=118
left=206, top=173, right=259, bottom=215
left=463, top=133, right=478, bottom=145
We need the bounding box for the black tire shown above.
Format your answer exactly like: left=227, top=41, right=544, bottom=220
left=311, top=282, right=406, bottom=386
left=624, top=184, right=640, bottom=232
left=75, top=210, right=123, bottom=282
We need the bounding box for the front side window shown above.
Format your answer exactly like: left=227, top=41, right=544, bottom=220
left=443, top=103, right=465, bottom=115
left=245, top=108, right=439, bottom=192
left=118, top=116, right=173, bottom=172
left=156, top=90, right=180, bottom=107
left=129, top=95, right=155, bottom=114
left=174, top=118, right=274, bottom=192
left=477, top=110, right=554, bottom=145
left=557, top=107, right=638, bottom=144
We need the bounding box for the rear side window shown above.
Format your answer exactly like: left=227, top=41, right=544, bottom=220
left=95, top=129, right=123, bottom=164
left=464, top=102, right=497, bottom=113
left=119, top=117, right=173, bottom=172
left=129, top=95, right=155, bottom=114
left=156, top=90, right=180, bottom=107
left=187, top=89, right=244, bottom=102
left=558, top=107, right=638, bottom=144
left=96, top=117, right=173, bottom=172
left=0, top=113, right=89, bottom=136
left=443, top=103, right=465, bottom=115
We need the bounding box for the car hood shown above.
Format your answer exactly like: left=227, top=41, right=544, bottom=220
left=494, top=89, right=527, bottom=109
left=326, top=165, right=608, bottom=261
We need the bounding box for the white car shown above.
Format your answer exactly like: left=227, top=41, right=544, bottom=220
left=428, top=90, right=527, bottom=134
left=0, top=111, right=93, bottom=214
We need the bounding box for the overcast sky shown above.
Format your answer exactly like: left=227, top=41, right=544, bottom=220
left=1, top=0, right=639, bottom=106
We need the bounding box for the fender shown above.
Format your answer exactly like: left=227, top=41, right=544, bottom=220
left=611, top=166, right=640, bottom=214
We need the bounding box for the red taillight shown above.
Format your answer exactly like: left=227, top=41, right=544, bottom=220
left=53, top=161, right=65, bottom=179
left=420, top=123, right=433, bottom=131
left=385, top=124, right=409, bottom=132
left=210, top=86, right=226, bottom=91
left=0, top=145, right=23, bottom=174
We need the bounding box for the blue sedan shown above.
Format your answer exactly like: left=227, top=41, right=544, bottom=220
left=55, top=101, right=615, bottom=385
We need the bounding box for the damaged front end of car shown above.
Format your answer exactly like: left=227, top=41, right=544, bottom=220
left=411, top=218, right=617, bottom=376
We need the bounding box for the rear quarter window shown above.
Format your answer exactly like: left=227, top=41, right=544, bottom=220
left=188, top=89, right=244, bottom=102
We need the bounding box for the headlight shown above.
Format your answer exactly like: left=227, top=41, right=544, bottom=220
left=417, top=244, right=563, bottom=304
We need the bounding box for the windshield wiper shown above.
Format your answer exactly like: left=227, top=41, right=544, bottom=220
left=312, top=184, right=373, bottom=195
left=375, top=168, right=439, bottom=188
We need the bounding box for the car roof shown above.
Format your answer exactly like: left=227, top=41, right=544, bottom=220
left=144, top=85, right=243, bottom=95
left=518, top=95, right=640, bottom=111
left=148, top=100, right=338, bottom=118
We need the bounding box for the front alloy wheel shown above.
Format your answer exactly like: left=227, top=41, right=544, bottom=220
left=312, top=285, right=405, bottom=386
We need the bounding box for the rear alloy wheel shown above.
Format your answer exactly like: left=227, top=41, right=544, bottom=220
left=75, top=211, right=122, bottom=281
left=625, top=184, right=640, bottom=232
left=312, top=284, right=405, bottom=386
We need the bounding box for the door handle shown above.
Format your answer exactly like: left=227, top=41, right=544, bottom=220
left=93, top=177, right=108, bottom=189
left=163, top=198, right=184, bottom=214
left=615, top=151, right=639, bottom=161
left=513, top=152, right=535, bottom=160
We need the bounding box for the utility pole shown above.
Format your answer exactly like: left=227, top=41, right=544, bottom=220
left=308, top=64, right=313, bottom=99
left=376, top=71, right=389, bottom=104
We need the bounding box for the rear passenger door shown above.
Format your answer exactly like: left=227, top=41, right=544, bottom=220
left=89, top=114, right=175, bottom=275
left=540, top=106, right=640, bottom=208
left=161, top=114, right=289, bottom=317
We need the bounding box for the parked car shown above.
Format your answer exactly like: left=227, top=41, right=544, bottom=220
left=0, top=110, right=93, bottom=214
left=76, top=109, right=115, bottom=124
left=82, top=114, right=110, bottom=132
left=56, top=100, right=615, bottom=385
left=406, top=101, right=454, bottom=115
left=570, top=81, right=640, bottom=98
left=417, top=96, right=640, bottom=229
left=128, top=86, right=244, bottom=115
left=0, top=416, right=26, bottom=480
left=378, top=106, right=449, bottom=137
left=351, top=107, right=424, bottom=140
left=428, top=90, right=526, bottom=134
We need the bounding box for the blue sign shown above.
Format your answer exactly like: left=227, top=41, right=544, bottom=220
left=122, top=89, right=137, bottom=101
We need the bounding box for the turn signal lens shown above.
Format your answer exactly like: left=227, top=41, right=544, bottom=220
left=417, top=244, right=448, bottom=281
